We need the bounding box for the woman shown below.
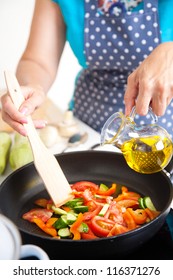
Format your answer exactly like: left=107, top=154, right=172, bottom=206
left=1, top=0, right=173, bottom=138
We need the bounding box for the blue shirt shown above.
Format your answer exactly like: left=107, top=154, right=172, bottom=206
left=53, top=0, right=173, bottom=68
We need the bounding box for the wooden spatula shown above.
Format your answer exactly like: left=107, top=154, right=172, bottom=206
left=4, top=70, right=74, bottom=207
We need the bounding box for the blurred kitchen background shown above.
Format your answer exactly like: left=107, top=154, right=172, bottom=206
left=0, top=0, right=81, bottom=111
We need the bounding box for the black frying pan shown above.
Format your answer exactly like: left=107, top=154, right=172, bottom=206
left=0, top=151, right=172, bottom=259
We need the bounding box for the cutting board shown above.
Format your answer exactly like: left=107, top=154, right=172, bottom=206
left=0, top=97, right=63, bottom=132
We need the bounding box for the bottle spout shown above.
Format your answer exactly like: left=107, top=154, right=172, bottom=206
left=100, top=111, right=125, bottom=147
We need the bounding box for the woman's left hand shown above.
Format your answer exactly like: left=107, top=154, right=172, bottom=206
left=124, top=42, right=173, bottom=117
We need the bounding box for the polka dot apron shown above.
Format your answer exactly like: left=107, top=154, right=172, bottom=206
left=73, top=0, right=173, bottom=138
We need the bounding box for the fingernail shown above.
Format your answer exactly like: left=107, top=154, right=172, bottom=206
left=20, top=107, right=28, bottom=115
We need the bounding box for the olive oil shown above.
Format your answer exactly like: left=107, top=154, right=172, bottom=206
left=120, top=136, right=173, bottom=174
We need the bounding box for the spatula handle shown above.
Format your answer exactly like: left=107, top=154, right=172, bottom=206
left=4, top=71, right=43, bottom=150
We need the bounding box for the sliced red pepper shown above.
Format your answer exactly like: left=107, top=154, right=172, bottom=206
left=70, top=213, right=83, bottom=240
left=83, top=203, right=102, bottom=221
left=127, top=208, right=148, bottom=225
left=144, top=208, right=160, bottom=220
left=96, top=183, right=116, bottom=196
left=90, top=216, right=114, bottom=237
left=32, top=218, right=57, bottom=237
left=46, top=217, right=58, bottom=227
left=116, top=199, right=139, bottom=209
left=115, top=186, right=141, bottom=202
left=123, top=210, right=137, bottom=230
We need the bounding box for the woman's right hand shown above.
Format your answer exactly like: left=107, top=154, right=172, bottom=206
left=1, top=85, right=47, bottom=136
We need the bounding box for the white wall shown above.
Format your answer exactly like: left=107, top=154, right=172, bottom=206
left=0, top=0, right=80, bottom=110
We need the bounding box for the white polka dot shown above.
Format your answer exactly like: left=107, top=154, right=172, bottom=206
left=135, top=33, right=140, bottom=38
left=121, top=19, right=126, bottom=24
left=147, top=31, right=152, bottom=36
left=140, top=24, right=145, bottom=29
left=90, top=34, right=95, bottom=40
left=152, top=7, right=157, bottom=12
left=112, top=34, right=117, bottom=39
left=96, top=42, right=101, bottom=47
left=118, top=41, right=123, bottom=46
left=146, top=3, right=152, bottom=8
left=90, top=20, right=95, bottom=25
left=101, top=34, right=106, bottom=39
left=107, top=27, right=112, bottom=32
left=148, top=46, right=154, bottom=51
left=128, top=26, right=133, bottom=31
left=154, top=38, right=159, bottom=43
left=95, top=27, right=100, bottom=32
left=129, top=41, right=134, bottom=46
left=113, top=49, right=118, bottom=53
left=85, top=13, right=90, bottom=18
left=146, top=15, right=152, bottom=21
left=107, top=42, right=112, bottom=46
left=153, top=22, right=158, bottom=28
left=136, top=48, right=141, bottom=53
left=133, top=17, right=139, bottom=22
left=85, top=28, right=89, bottom=33
left=141, top=39, right=147, bottom=45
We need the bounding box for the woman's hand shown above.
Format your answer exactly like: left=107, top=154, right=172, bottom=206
left=124, top=42, right=173, bottom=117
left=1, top=85, right=46, bottom=136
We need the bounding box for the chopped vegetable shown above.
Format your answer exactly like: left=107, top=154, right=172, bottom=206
left=51, top=205, right=67, bottom=215
left=0, top=132, right=12, bottom=174
left=143, top=196, right=157, bottom=211
left=9, top=132, right=33, bottom=170
left=98, top=203, right=109, bottom=216
left=22, top=181, right=161, bottom=240
left=58, top=228, right=71, bottom=238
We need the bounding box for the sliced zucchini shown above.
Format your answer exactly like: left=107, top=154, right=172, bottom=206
left=138, top=197, right=145, bottom=209
left=64, top=198, right=84, bottom=208
left=52, top=205, right=67, bottom=215
left=67, top=212, right=77, bottom=225
left=58, top=228, right=71, bottom=238
left=74, top=205, right=89, bottom=213
left=99, top=183, right=109, bottom=192
left=143, top=196, right=156, bottom=211
left=98, top=203, right=110, bottom=216
left=53, top=215, right=68, bottom=229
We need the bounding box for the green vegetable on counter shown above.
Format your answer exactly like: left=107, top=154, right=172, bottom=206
left=9, top=132, right=33, bottom=170
left=0, top=132, right=12, bottom=174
